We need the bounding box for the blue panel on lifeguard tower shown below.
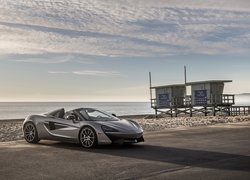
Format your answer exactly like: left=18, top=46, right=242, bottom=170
left=195, top=90, right=207, bottom=105
left=158, top=93, right=170, bottom=107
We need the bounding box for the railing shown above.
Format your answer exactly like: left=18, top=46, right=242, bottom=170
left=221, top=94, right=235, bottom=105
left=184, top=96, right=192, bottom=106
left=229, top=106, right=250, bottom=116
left=210, top=94, right=235, bottom=105
left=172, top=96, right=192, bottom=107
left=193, top=94, right=235, bottom=106
left=151, top=98, right=157, bottom=108
left=151, top=96, right=191, bottom=108
left=151, top=94, right=235, bottom=108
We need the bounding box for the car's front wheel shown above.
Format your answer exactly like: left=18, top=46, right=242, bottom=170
left=23, top=122, right=39, bottom=143
left=79, top=126, right=97, bottom=148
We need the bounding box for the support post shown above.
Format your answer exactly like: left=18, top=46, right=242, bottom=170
left=184, top=66, right=187, bottom=84
left=213, top=106, right=216, bottom=116
left=184, top=66, right=187, bottom=105
left=149, top=72, right=153, bottom=107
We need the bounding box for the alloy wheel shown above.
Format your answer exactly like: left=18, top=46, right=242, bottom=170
left=24, top=122, right=38, bottom=143
left=80, top=127, right=96, bottom=148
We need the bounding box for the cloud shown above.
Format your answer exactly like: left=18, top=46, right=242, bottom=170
left=48, top=70, right=121, bottom=77
left=5, top=53, right=96, bottom=64
left=75, top=59, right=95, bottom=64
left=48, top=71, right=69, bottom=74
left=134, top=0, right=250, bottom=11
left=13, top=59, right=70, bottom=64
left=0, top=0, right=250, bottom=57
left=72, top=70, right=121, bottom=77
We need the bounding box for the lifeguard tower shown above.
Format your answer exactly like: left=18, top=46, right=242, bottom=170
left=150, top=83, right=188, bottom=117
left=151, top=84, right=186, bottom=108
left=149, top=72, right=235, bottom=117
left=186, top=80, right=234, bottom=106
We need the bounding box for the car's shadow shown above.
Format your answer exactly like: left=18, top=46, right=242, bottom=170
left=38, top=141, right=250, bottom=172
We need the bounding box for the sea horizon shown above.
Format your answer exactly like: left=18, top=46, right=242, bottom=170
left=0, top=101, right=154, bottom=120
left=1, top=94, right=250, bottom=120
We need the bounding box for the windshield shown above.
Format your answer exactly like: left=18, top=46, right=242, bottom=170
left=79, top=109, right=120, bottom=121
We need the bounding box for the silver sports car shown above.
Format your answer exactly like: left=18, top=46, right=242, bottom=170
left=23, top=108, right=144, bottom=148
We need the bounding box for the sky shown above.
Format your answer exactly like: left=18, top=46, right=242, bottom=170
left=0, top=0, right=250, bottom=102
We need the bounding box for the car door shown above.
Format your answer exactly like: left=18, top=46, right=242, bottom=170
left=43, top=117, right=80, bottom=142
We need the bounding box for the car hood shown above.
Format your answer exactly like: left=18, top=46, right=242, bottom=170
left=97, top=119, right=141, bottom=132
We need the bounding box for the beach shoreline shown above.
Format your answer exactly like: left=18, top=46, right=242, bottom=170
left=1, top=115, right=250, bottom=142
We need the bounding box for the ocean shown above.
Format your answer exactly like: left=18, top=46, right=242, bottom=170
left=0, top=102, right=154, bottom=120
left=0, top=95, right=249, bottom=120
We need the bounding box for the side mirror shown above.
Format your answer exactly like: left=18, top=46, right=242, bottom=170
left=112, top=113, right=117, bottom=117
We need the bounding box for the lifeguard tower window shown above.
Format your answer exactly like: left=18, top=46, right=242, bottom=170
left=186, top=86, right=191, bottom=95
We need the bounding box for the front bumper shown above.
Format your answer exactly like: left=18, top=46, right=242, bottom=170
left=105, top=132, right=144, bottom=144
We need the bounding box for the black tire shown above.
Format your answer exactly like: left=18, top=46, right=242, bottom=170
left=23, top=122, right=39, bottom=143
left=79, top=126, right=97, bottom=148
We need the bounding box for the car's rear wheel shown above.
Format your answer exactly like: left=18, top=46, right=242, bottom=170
left=79, top=126, right=97, bottom=148
left=23, top=122, right=39, bottom=143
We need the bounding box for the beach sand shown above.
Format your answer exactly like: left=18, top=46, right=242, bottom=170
left=1, top=115, right=250, bottom=142
left=0, top=119, right=24, bottom=142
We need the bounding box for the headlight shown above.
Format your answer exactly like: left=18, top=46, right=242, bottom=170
left=101, top=125, right=119, bottom=132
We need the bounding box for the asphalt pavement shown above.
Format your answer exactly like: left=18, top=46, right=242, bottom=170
left=0, top=122, right=250, bottom=180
